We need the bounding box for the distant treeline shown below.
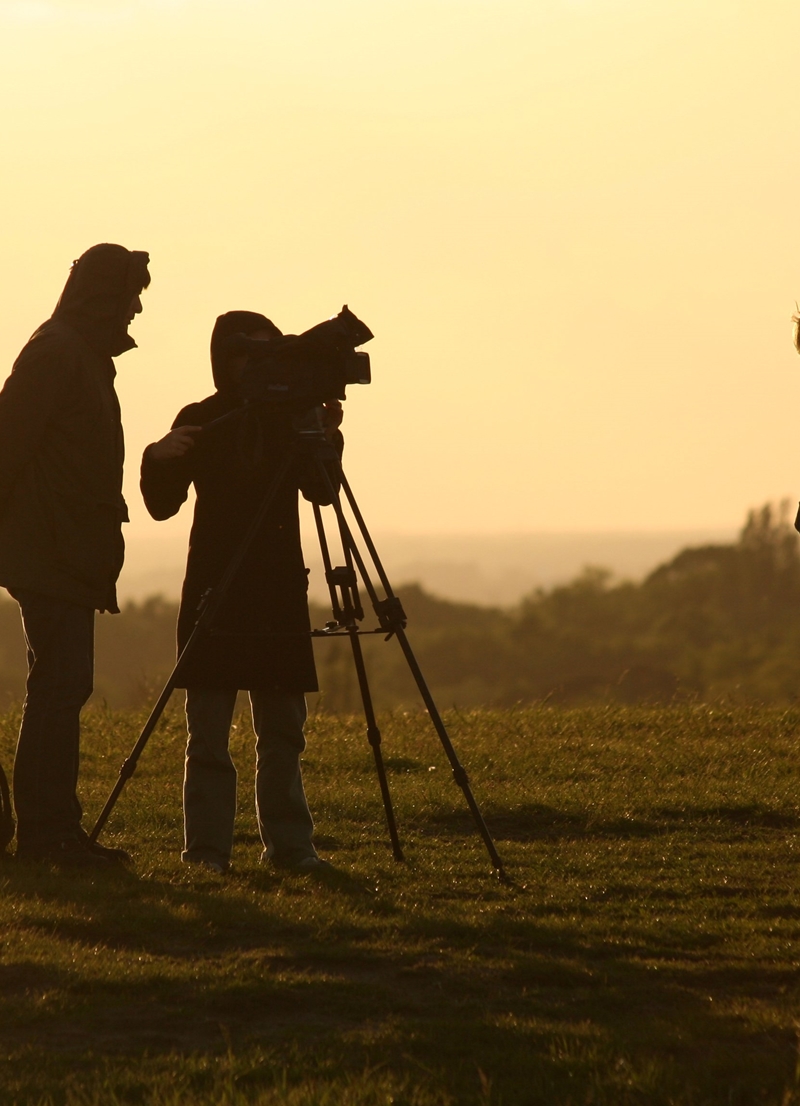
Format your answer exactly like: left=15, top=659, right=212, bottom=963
left=0, top=503, right=797, bottom=710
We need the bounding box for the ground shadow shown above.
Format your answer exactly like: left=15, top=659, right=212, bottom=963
left=1, top=898, right=797, bottom=1105
left=427, top=801, right=800, bottom=842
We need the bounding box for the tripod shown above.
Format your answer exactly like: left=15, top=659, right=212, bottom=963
left=90, top=425, right=508, bottom=881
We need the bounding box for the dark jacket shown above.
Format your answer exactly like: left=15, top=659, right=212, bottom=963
left=0, top=245, right=150, bottom=612
left=140, top=393, right=342, bottom=691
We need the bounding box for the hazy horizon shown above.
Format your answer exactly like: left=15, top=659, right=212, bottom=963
left=119, top=524, right=740, bottom=607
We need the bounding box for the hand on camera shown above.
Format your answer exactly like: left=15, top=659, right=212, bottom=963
left=148, top=426, right=201, bottom=462
left=321, top=401, right=343, bottom=442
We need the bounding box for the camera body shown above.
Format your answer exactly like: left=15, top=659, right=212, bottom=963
left=233, top=306, right=372, bottom=410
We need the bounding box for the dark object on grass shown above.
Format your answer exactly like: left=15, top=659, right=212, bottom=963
left=0, top=760, right=15, bottom=853
left=16, top=833, right=111, bottom=869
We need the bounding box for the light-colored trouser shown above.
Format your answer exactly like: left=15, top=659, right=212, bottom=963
left=182, top=687, right=317, bottom=867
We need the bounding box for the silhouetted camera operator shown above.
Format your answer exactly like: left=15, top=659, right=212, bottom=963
left=141, top=311, right=343, bottom=874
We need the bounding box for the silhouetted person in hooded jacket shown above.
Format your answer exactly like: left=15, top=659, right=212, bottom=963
left=0, top=243, right=150, bottom=867
left=140, top=310, right=342, bottom=873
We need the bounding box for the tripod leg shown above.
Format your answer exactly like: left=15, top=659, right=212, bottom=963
left=393, top=626, right=508, bottom=881
left=312, top=498, right=403, bottom=859
left=347, top=627, right=404, bottom=861
left=312, top=454, right=509, bottom=881
left=312, top=502, right=343, bottom=622
left=338, top=469, right=395, bottom=597
left=88, top=677, right=177, bottom=842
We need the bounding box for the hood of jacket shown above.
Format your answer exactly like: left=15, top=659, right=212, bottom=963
left=210, top=310, right=282, bottom=393
left=52, top=243, right=150, bottom=358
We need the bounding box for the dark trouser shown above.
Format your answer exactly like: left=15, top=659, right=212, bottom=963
left=10, top=589, right=94, bottom=849
left=183, top=687, right=316, bottom=867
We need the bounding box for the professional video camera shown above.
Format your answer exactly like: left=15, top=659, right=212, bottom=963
left=231, top=305, right=373, bottom=410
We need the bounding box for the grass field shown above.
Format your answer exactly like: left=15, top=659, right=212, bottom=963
left=2, top=703, right=800, bottom=1104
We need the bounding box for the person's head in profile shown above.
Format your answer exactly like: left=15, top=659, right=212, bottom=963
left=52, top=243, right=151, bottom=357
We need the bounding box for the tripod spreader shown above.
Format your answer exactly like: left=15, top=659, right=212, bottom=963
left=374, top=596, right=407, bottom=639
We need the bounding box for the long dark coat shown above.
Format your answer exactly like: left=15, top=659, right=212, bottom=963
left=140, top=395, right=341, bottom=691
left=0, top=321, right=126, bottom=612
left=0, top=245, right=149, bottom=612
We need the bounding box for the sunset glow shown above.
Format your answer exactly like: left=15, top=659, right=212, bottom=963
left=1, top=0, right=798, bottom=549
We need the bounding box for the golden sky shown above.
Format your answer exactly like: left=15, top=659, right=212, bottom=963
left=1, top=0, right=799, bottom=539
